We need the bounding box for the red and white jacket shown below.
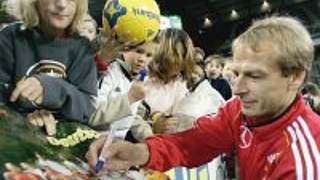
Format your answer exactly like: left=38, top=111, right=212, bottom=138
left=145, top=94, right=320, bottom=179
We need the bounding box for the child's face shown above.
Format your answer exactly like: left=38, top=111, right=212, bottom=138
left=191, top=66, right=204, bottom=84
left=222, top=62, right=236, bottom=82
left=194, top=53, right=204, bottom=64
left=78, top=21, right=97, bottom=41
left=187, top=65, right=204, bottom=89
left=123, top=42, right=158, bottom=75
left=205, top=61, right=223, bottom=79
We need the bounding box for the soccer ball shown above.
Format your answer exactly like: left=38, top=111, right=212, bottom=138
left=102, top=0, right=160, bottom=45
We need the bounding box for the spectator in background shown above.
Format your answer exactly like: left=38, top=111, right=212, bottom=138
left=194, top=47, right=205, bottom=67
left=1, top=0, right=97, bottom=135
left=87, top=16, right=320, bottom=179
left=170, top=64, right=225, bottom=132
left=302, top=82, right=320, bottom=114
left=142, top=28, right=196, bottom=134
left=77, top=14, right=110, bottom=77
left=222, top=57, right=236, bottom=85
left=205, top=54, right=232, bottom=100
left=78, top=14, right=97, bottom=42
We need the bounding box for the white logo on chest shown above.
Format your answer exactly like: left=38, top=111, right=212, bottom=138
left=239, top=125, right=253, bottom=149
left=267, top=152, right=280, bottom=164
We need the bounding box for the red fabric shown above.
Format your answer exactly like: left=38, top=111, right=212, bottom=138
left=145, top=94, right=320, bottom=179
left=95, top=54, right=109, bottom=71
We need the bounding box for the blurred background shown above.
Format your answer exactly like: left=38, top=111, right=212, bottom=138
left=90, top=0, right=320, bottom=85
left=0, top=0, right=319, bottom=83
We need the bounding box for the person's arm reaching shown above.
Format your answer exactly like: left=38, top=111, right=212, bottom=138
left=86, top=137, right=150, bottom=174
left=86, top=105, right=236, bottom=173
left=144, top=110, right=234, bottom=171
left=89, top=77, right=146, bottom=128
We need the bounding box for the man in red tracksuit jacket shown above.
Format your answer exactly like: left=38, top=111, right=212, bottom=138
left=86, top=16, right=320, bottom=179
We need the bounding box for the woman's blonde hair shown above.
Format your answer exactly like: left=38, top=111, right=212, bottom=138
left=4, top=0, right=88, bottom=35
left=148, top=28, right=196, bottom=84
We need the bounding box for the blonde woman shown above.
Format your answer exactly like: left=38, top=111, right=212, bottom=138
left=1, top=0, right=97, bottom=135
left=142, top=28, right=196, bottom=133
left=143, top=29, right=224, bottom=135
left=148, top=29, right=195, bottom=84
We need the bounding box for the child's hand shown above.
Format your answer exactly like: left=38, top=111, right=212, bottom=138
left=128, top=81, right=146, bottom=104
left=152, top=114, right=178, bottom=134
left=27, top=110, right=57, bottom=136
left=98, top=29, right=125, bottom=62
left=98, top=28, right=135, bottom=62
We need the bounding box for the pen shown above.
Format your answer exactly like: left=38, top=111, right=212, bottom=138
left=95, top=130, right=114, bottom=173
left=138, top=69, right=147, bottom=81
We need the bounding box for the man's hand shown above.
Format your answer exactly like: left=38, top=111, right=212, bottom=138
left=128, top=81, right=146, bottom=104
left=10, top=77, right=44, bottom=105
left=86, top=137, right=150, bottom=174
left=27, top=110, right=57, bottom=136
left=85, top=136, right=106, bottom=171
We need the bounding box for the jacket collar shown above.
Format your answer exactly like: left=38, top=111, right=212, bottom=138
left=241, top=94, right=307, bottom=139
left=117, top=57, right=132, bottom=81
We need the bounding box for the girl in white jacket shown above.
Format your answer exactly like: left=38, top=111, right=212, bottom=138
left=143, top=29, right=225, bottom=134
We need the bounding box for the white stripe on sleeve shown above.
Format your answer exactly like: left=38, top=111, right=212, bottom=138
left=287, top=126, right=304, bottom=180
left=292, top=121, right=314, bottom=180
left=298, top=116, right=320, bottom=180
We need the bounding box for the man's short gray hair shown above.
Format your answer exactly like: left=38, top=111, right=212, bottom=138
left=233, top=16, right=314, bottom=77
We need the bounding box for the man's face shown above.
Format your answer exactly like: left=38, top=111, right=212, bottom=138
left=232, top=43, right=297, bottom=119
left=123, top=42, right=158, bottom=75
left=205, top=61, right=222, bottom=79
left=37, top=0, right=77, bottom=32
